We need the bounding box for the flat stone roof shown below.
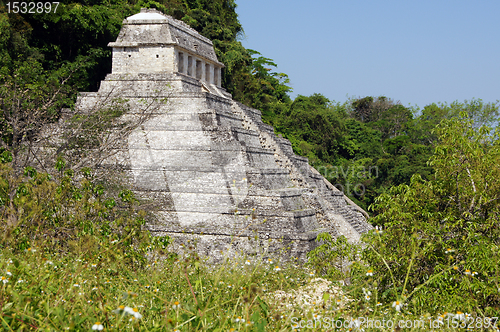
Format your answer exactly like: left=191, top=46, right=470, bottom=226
left=127, top=10, right=167, bottom=21
left=109, top=8, right=223, bottom=66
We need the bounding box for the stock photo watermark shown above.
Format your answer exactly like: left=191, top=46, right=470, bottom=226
left=291, top=315, right=499, bottom=330
left=6, top=2, right=60, bottom=14
left=315, top=165, right=379, bottom=197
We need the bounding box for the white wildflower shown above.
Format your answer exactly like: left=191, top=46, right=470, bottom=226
left=392, top=300, right=402, bottom=311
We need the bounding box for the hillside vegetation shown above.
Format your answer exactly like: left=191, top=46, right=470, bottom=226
left=1, top=1, right=500, bottom=330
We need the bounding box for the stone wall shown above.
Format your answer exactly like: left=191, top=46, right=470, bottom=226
left=111, top=46, right=176, bottom=74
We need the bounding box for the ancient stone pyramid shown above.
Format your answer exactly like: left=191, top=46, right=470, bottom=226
left=75, top=8, right=372, bottom=260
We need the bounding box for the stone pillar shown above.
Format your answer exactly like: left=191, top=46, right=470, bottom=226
left=201, top=61, right=206, bottom=82
left=208, top=64, right=214, bottom=84
left=191, top=57, right=197, bottom=78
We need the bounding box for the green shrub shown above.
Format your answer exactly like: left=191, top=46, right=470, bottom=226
left=307, top=233, right=358, bottom=282
left=362, top=114, right=500, bottom=315
left=0, top=161, right=169, bottom=267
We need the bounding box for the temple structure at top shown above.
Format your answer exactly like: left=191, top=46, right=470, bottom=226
left=108, top=8, right=224, bottom=88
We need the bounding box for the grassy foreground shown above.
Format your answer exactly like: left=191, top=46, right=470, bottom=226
left=1, top=243, right=498, bottom=332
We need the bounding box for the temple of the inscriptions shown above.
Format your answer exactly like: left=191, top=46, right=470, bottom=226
left=107, top=8, right=227, bottom=97
left=74, top=8, right=372, bottom=261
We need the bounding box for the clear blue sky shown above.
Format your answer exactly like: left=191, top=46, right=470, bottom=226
left=235, top=0, right=500, bottom=109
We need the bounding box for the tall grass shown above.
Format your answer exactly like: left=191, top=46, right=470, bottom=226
left=2, top=238, right=498, bottom=331
left=0, top=245, right=318, bottom=331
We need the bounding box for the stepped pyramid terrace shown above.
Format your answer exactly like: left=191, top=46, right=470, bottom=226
left=73, top=8, right=372, bottom=261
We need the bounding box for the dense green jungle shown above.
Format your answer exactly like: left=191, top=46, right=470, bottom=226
left=0, top=0, right=499, bottom=330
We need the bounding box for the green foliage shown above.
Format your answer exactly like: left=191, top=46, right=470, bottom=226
left=0, top=161, right=166, bottom=267
left=363, top=114, right=500, bottom=314
left=408, top=99, right=500, bottom=145
left=307, top=233, right=358, bottom=281
left=351, top=96, right=413, bottom=140
left=272, top=94, right=435, bottom=210
left=225, top=49, right=292, bottom=117
left=272, top=94, right=348, bottom=164
left=0, top=46, right=103, bottom=175
left=304, top=115, right=500, bottom=319
left=302, top=96, right=499, bottom=210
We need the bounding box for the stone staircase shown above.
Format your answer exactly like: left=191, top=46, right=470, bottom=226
left=232, top=101, right=372, bottom=241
